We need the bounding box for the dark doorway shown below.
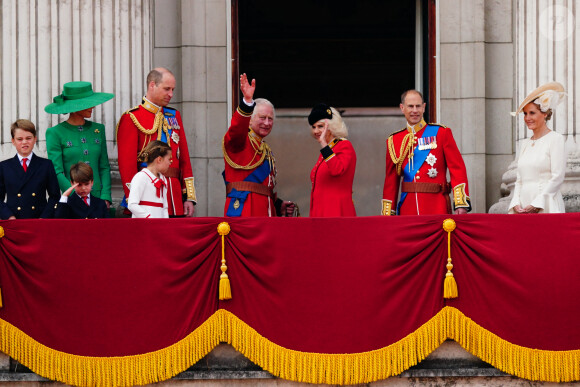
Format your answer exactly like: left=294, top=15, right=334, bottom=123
left=235, top=1, right=426, bottom=109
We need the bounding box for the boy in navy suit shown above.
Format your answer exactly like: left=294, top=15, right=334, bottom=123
left=54, top=162, right=109, bottom=219
left=0, top=119, right=60, bottom=219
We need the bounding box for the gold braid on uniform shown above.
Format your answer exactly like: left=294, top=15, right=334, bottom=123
left=129, top=110, right=171, bottom=159
left=222, top=130, right=275, bottom=171
left=388, top=132, right=416, bottom=176
left=129, top=110, right=169, bottom=137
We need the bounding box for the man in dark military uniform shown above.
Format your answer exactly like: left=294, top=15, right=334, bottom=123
left=382, top=90, right=471, bottom=216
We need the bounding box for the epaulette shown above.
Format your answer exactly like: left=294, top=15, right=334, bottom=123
left=388, top=127, right=407, bottom=138
left=124, top=105, right=140, bottom=115
left=428, top=122, right=448, bottom=128
left=116, top=106, right=141, bottom=140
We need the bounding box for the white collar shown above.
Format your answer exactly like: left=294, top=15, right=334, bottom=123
left=17, top=153, right=34, bottom=163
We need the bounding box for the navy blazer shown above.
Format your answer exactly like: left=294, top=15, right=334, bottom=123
left=54, top=193, right=109, bottom=219
left=0, top=154, right=61, bottom=219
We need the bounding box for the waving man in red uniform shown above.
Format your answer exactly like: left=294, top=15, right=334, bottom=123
left=222, top=74, right=295, bottom=217
left=117, top=68, right=196, bottom=217
left=382, top=90, right=471, bottom=216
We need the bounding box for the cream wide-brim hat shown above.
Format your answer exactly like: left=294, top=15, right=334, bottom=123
left=511, top=82, right=565, bottom=116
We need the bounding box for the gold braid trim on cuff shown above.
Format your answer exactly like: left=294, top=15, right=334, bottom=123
left=387, top=132, right=415, bottom=176
left=381, top=199, right=394, bottom=216
left=184, top=177, right=197, bottom=202
left=0, top=307, right=578, bottom=386
left=453, top=183, right=469, bottom=207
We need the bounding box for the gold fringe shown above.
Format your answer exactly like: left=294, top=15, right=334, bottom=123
left=0, top=313, right=222, bottom=387
left=0, top=308, right=578, bottom=386
left=219, top=309, right=448, bottom=385
left=444, top=307, right=580, bottom=383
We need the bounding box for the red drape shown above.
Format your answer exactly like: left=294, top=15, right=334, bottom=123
left=0, top=218, right=220, bottom=356
left=0, top=214, right=578, bottom=383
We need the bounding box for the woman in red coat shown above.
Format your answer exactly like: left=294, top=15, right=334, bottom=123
left=308, top=104, right=357, bottom=217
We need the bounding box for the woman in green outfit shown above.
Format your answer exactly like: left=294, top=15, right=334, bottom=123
left=45, top=82, right=114, bottom=206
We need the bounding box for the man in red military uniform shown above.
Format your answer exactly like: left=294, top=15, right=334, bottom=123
left=117, top=68, right=196, bottom=216
left=222, top=74, right=294, bottom=217
left=382, top=90, right=471, bottom=216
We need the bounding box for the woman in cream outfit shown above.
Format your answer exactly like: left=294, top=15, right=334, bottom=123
left=508, top=82, right=567, bottom=214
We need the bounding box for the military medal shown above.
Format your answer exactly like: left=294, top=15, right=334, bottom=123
left=427, top=167, right=438, bottom=178
left=418, top=136, right=437, bottom=150
left=167, top=116, right=180, bottom=130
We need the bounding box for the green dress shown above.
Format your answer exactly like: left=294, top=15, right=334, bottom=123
left=46, top=120, right=112, bottom=202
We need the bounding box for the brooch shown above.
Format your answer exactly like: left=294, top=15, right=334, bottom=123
left=427, top=167, right=438, bottom=178
left=66, top=141, right=73, bottom=147
left=94, top=129, right=100, bottom=134
left=426, top=153, right=437, bottom=167
left=81, top=138, right=87, bottom=143
left=171, top=131, right=180, bottom=144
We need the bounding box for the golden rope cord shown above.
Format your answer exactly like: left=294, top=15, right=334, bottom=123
left=129, top=110, right=167, bottom=136
left=388, top=132, right=415, bottom=176
left=222, top=133, right=272, bottom=171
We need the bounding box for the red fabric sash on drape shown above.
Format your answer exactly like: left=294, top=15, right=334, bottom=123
left=0, top=214, right=578, bottom=386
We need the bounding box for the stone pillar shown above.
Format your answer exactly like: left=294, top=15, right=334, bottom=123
left=438, top=0, right=487, bottom=213
left=0, top=0, right=152, bottom=205
left=152, top=0, right=229, bottom=217
left=489, top=0, right=580, bottom=213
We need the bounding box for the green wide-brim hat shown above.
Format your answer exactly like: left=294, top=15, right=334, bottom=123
left=44, top=81, right=114, bottom=114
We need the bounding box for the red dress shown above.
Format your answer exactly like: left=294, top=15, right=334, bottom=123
left=223, top=104, right=277, bottom=217
left=117, top=98, right=196, bottom=216
left=382, top=121, right=470, bottom=216
left=310, top=139, right=357, bottom=217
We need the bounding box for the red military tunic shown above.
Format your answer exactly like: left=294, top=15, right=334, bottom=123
left=310, top=138, right=357, bottom=217
left=117, top=98, right=196, bottom=216
left=382, top=120, right=470, bottom=215
left=223, top=103, right=277, bottom=217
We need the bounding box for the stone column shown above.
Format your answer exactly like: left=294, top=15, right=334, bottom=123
left=438, top=0, right=487, bottom=213
left=0, top=0, right=153, bottom=205
left=489, top=0, right=580, bottom=213
left=152, top=0, right=229, bottom=217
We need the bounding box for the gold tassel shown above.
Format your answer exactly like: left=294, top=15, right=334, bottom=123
left=217, top=222, right=232, bottom=300
left=442, top=219, right=458, bottom=299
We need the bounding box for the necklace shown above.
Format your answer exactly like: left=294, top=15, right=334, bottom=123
left=530, top=129, right=550, bottom=147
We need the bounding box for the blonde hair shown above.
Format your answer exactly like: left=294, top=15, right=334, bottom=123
left=327, top=107, right=348, bottom=138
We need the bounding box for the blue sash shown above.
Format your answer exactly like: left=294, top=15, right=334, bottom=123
left=160, top=107, right=177, bottom=143
left=396, top=125, right=440, bottom=215
left=223, top=161, right=271, bottom=217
